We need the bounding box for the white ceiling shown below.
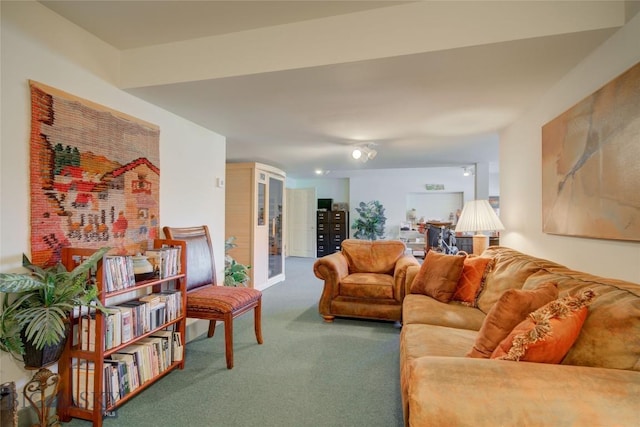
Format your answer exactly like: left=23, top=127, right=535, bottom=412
left=39, top=1, right=626, bottom=179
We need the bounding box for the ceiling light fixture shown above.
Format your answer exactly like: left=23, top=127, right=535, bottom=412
left=351, top=143, right=377, bottom=163
left=463, top=166, right=475, bottom=177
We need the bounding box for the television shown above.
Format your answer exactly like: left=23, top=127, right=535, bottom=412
left=317, top=198, right=333, bottom=211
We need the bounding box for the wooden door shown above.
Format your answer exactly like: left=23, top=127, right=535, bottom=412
left=286, top=188, right=316, bottom=257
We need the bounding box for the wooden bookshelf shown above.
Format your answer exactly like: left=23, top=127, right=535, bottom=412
left=57, top=239, right=187, bottom=427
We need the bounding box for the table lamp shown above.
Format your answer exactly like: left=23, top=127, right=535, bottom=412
left=455, top=199, right=505, bottom=255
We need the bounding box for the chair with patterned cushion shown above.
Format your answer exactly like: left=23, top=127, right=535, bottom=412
left=163, top=225, right=263, bottom=369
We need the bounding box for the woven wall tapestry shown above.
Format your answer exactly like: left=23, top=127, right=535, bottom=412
left=542, top=61, right=640, bottom=242
left=30, top=81, right=160, bottom=266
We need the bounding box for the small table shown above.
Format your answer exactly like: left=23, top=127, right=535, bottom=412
left=405, top=240, right=426, bottom=258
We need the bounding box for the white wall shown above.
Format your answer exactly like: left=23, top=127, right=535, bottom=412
left=500, top=12, right=640, bottom=283
left=288, top=177, right=350, bottom=206
left=289, top=167, right=486, bottom=239
left=348, top=167, right=476, bottom=239
left=1, top=2, right=226, bottom=389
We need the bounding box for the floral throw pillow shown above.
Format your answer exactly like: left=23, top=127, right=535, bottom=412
left=491, top=289, right=596, bottom=363
left=466, top=282, right=559, bottom=358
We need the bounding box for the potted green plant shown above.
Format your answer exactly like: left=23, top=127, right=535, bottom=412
left=352, top=200, right=387, bottom=240
left=224, top=237, right=251, bottom=287
left=0, top=247, right=109, bottom=368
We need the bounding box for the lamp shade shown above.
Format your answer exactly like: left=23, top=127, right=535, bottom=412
left=455, top=200, right=505, bottom=233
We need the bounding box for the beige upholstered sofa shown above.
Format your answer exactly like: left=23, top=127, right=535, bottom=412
left=313, top=239, right=419, bottom=322
left=400, top=246, right=640, bottom=426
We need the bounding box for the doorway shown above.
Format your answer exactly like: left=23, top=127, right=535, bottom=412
left=286, top=187, right=317, bottom=257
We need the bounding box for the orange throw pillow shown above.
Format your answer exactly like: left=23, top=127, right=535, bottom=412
left=466, top=282, right=558, bottom=358
left=492, top=289, right=596, bottom=363
left=410, top=251, right=465, bottom=303
left=452, top=256, right=493, bottom=306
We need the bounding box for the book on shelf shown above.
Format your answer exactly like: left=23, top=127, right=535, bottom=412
left=104, top=307, right=123, bottom=350
left=119, top=300, right=149, bottom=336
left=78, top=314, right=97, bottom=352
left=145, top=245, right=181, bottom=279
left=148, top=302, right=167, bottom=330
left=103, top=255, right=135, bottom=292
left=102, top=360, right=121, bottom=407
left=110, top=352, right=140, bottom=393
left=138, top=293, right=161, bottom=307
left=173, top=331, right=184, bottom=362
left=157, top=290, right=182, bottom=319
left=137, top=337, right=162, bottom=376
left=150, top=330, right=174, bottom=363
left=123, top=343, right=153, bottom=384
left=115, top=305, right=133, bottom=344
left=71, top=360, right=96, bottom=410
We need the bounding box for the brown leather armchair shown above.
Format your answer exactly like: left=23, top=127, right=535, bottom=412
left=313, top=239, right=420, bottom=323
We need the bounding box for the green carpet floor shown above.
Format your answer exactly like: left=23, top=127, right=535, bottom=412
left=63, top=256, right=404, bottom=427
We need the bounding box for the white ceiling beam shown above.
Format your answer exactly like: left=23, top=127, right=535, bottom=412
left=120, top=1, right=625, bottom=89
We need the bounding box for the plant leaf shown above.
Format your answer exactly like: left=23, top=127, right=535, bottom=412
left=0, top=273, right=46, bottom=293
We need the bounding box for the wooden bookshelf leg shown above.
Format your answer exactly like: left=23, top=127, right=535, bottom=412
left=224, top=314, right=233, bottom=369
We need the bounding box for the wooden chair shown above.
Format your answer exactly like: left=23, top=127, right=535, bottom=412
left=163, top=225, right=263, bottom=369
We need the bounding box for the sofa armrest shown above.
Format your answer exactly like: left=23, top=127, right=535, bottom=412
left=406, top=356, right=640, bottom=427
left=313, top=252, right=349, bottom=315
left=394, top=254, right=421, bottom=301
left=404, top=264, right=421, bottom=297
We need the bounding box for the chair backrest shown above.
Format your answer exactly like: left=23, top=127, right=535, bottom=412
left=163, top=225, right=216, bottom=291
left=341, top=239, right=406, bottom=274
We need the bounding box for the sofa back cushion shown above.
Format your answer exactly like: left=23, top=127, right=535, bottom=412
left=477, top=247, right=564, bottom=313
left=341, top=239, right=406, bottom=274
left=522, top=268, right=640, bottom=371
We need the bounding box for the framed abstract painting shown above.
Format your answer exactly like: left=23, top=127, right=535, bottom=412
left=541, top=62, right=640, bottom=242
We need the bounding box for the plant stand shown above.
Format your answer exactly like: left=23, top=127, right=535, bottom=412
left=23, top=368, right=60, bottom=427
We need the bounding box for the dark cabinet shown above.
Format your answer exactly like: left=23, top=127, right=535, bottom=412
left=317, top=210, right=348, bottom=257
left=455, top=236, right=499, bottom=253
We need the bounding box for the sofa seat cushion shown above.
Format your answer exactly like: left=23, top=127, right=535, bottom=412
left=400, top=324, right=478, bottom=425
left=405, top=357, right=640, bottom=427
left=400, top=323, right=478, bottom=361
left=340, top=273, right=394, bottom=299
left=402, top=294, right=486, bottom=330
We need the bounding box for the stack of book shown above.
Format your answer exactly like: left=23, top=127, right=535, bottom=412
left=103, top=255, right=136, bottom=292
left=79, top=290, right=182, bottom=351
left=71, top=331, right=184, bottom=409
left=145, top=245, right=181, bottom=279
